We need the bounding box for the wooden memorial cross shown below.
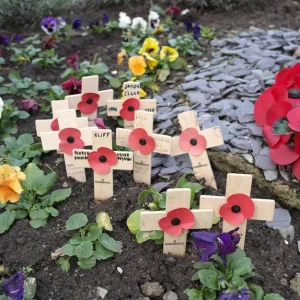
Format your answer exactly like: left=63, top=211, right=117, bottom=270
left=199, top=173, right=275, bottom=249
left=116, top=110, right=171, bottom=185
left=107, top=81, right=157, bottom=129
left=35, top=100, right=88, bottom=137
left=171, top=110, right=224, bottom=189
left=72, top=129, right=133, bottom=200
left=66, top=75, right=113, bottom=125
left=40, top=109, right=97, bottom=182
left=140, top=188, right=213, bottom=256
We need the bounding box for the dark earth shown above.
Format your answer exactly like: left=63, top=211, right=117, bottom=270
left=1, top=1, right=300, bottom=299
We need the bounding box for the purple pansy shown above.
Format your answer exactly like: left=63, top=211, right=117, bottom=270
left=94, top=118, right=107, bottom=129
left=40, top=17, right=58, bottom=35
left=89, top=20, right=100, bottom=29
left=0, top=35, right=10, bottom=46
left=193, top=23, right=201, bottom=40
left=218, top=288, right=251, bottom=300
left=2, top=271, right=24, bottom=300
left=102, top=13, right=109, bottom=26
left=192, top=228, right=240, bottom=264
left=184, top=19, right=193, bottom=32
left=19, top=99, right=40, bottom=112
left=72, top=18, right=82, bottom=30
left=13, top=35, right=22, bottom=43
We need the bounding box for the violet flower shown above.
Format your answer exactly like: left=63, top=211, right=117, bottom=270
left=184, top=19, right=193, bottom=32
left=67, top=51, right=79, bottom=70
left=0, top=35, right=10, bottom=46
left=57, top=16, right=66, bottom=28
left=2, top=271, right=24, bottom=300
left=61, top=77, right=82, bottom=95
left=94, top=118, right=107, bottom=129
left=40, top=17, right=58, bottom=35
left=72, top=18, right=82, bottom=30
left=193, top=23, right=201, bottom=40
left=19, top=99, right=40, bottom=112
left=218, top=288, right=251, bottom=300
left=13, top=35, right=22, bottom=43
left=102, top=13, right=109, bottom=26
left=89, top=20, right=100, bottom=29
left=192, top=228, right=240, bottom=264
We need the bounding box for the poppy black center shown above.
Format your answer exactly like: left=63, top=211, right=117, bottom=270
left=86, top=98, right=93, bottom=104
left=190, top=138, right=197, bottom=146
left=171, top=218, right=181, bottom=226
left=139, top=138, right=147, bottom=146
left=128, top=106, right=134, bottom=112
left=231, top=205, right=241, bottom=213
left=99, top=155, right=107, bottom=163
left=288, top=89, right=300, bottom=99
left=67, top=136, right=74, bottom=143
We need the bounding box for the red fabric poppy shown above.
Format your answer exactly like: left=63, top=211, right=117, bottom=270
left=262, top=125, right=290, bottom=148
left=287, top=106, right=300, bottom=133
left=77, top=92, right=100, bottom=114
left=179, top=128, right=207, bottom=156
left=219, top=194, right=255, bottom=226
left=158, top=208, right=194, bottom=236
left=266, top=101, right=292, bottom=126
left=88, top=147, right=117, bottom=174
left=51, top=118, right=59, bottom=131
left=275, top=63, right=300, bottom=88
left=128, top=128, right=155, bottom=155
left=293, top=158, right=300, bottom=181
left=270, top=142, right=299, bottom=165
left=58, top=128, right=85, bottom=155
left=120, top=98, right=140, bottom=121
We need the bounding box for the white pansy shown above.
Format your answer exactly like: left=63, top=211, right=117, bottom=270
left=0, top=97, right=3, bottom=119
left=131, top=17, right=148, bottom=34
left=148, top=11, right=160, bottom=30
left=119, top=12, right=131, bottom=29
left=181, top=9, right=190, bottom=15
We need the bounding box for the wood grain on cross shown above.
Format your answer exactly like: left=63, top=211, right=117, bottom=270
left=40, top=109, right=97, bottom=182
left=171, top=110, right=224, bottom=189
left=199, top=173, right=275, bottom=249
left=140, top=188, right=213, bottom=256
left=66, top=75, right=113, bottom=124
left=72, top=129, right=133, bottom=201
left=107, top=81, right=157, bottom=129
left=116, top=110, right=171, bottom=185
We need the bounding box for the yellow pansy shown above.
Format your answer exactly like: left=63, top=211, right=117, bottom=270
left=160, top=46, right=179, bottom=62
left=18, top=56, right=30, bottom=62
left=153, top=25, right=163, bottom=34
left=0, top=165, right=26, bottom=204
left=128, top=56, right=146, bottom=76
left=140, top=88, right=147, bottom=97
left=117, top=49, right=127, bottom=65
left=138, top=37, right=160, bottom=57
left=143, top=52, right=159, bottom=70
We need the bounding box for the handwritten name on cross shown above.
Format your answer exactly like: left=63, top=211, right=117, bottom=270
left=200, top=173, right=275, bottom=249
left=116, top=110, right=171, bottom=185
left=72, top=129, right=133, bottom=201
left=107, top=81, right=157, bottom=129
left=171, top=110, right=224, bottom=189
left=66, top=75, right=113, bottom=125
left=140, top=188, right=213, bottom=256
left=40, top=109, right=97, bottom=182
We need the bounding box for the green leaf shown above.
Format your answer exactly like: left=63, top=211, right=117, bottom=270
left=61, top=243, right=75, bottom=256
left=9, top=70, right=21, bottom=82
left=29, top=208, right=49, bottom=220
left=194, top=261, right=214, bottom=270
left=87, top=224, right=102, bottom=241
left=17, top=133, right=34, bottom=145
left=15, top=210, right=28, bottom=220
left=93, top=242, right=114, bottom=260
left=77, top=256, right=97, bottom=270
left=29, top=219, right=47, bottom=228
left=66, top=213, right=88, bottom=230
left=127, top=210, right=142, bottom=234
left=226, top=248, right=246, bottom=266
left=0, top=211, right=16, bottom=234
left=136, top=229, right=163, bottom=244
left=96, top=212, right=113, bottom=231
left=231, top=276, right=246, bottom=289
left=35, top=81, right=51, bottom=90
left=263, top=294, right=285, bottom=300
left=58, top=257, right=70, bottom=272
left=91, top=63, right=109, bottom=75
left=176, top=173, right=193, bottom=188
left=45, top=207, right=59, bottom=217
left=170, top=58, right=187, bottom=70
left=109, top=78, right=122, bottom=88
left=138, top=189, right=158, bottom=206
left=231, top=257, right=253, bottom=276
left=49, top=188, right=71, bottom=203
left=184, top=288, right=203, bottom=300
left=23, top=276, right=37, bottom=299
left=198, top=269, right=220, bottom=290
left=70, top=234, right=83, bottom=245
left=249, top=284, right=264, bottom=300
left=18, top=111, right=30, bottom=119
left=75, top=241, right=93, bottom=258
left=158, top=69, right=170, bottom=82
left=99, top=233, right=122, bottom=253
left=0, top=87, right=9, bottom=94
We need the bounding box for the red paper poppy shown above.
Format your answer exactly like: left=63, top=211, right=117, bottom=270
left=128, top=128, right=155, bottom=155
left=58, top=128, right=85, bottom=155
left=77, top=92, right=100, bottom=114
left=266, top=101, right=292, bottom=127
left=51, top=118, right=59, bottom=131
left=275, top=63, right=300, bottom=88
left=293, top=158, right=300, bottom=181
left=158, top=208, right=194, bottom=236
left=287, top=106, right=300, bottom=133
left=262, top=125, right=290, bottom=148
left=219, top=194, right=255, bottom=226
left=270, top=142, right=299, bottom=165
left=179, top=128, right=207, bottom=156
left=88, top=147, right=117, bottom=174
left=120, top=98, right=140, bottom=121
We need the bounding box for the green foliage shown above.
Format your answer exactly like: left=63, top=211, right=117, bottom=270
left=0, top=133, right=43, bottom=167
left=169, top=33, right=202, bottom=56
left=57, top=213, right=122, bottom=271
left=201, top=26, right=216, bottom=40
left=32, top=49, right=66, bottom=68
left=0, top=163, right=71, bottom=233
left=185, top=248, right=285, bottom=299
left=0, top=99, right=30, bottom=141
left=9, top=45, right=42, bottom=62
left=272, top=117, right=291, bottom=135
left=89, top=21, right=119, bottom=34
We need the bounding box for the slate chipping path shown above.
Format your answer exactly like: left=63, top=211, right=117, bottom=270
left=152, top=28, right=300, bottom=182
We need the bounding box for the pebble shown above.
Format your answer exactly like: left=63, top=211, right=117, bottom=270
left=163, top=291, right=178, bottom=300
left=96, top=287, right=108, bottom=299
left=141, top=282, right=164, bottom=297
left=263, top=169, right=278, bottom=181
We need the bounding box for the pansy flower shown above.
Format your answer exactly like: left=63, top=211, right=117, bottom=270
left=165, top=4, right=181, bottom=15
left=18, top=99, right=39, bottom=112
left=193, top=23, right=201, bottom=40
left=0, top=97, right=4, bottom=118
left=77, top=93, right=99, bottom=114
left=13, top=35, right=22, bottom=43
left=102, top=13, right=109, bottom=26
left=67, top=51, right=79, bottom=70
left=0, top=35, right=10, bottom=46
left=160, top=46, right=179, bottom=62
left=72, top=18, right=82, bottom=30
left=3, top=271, right=24, bottom=300
left=179, top=128, right=207, bottom=156
left=61, top=77, right=82, bottom=95
left=143, top=52, right=158, bottom=70
left=117, top=49, right=127, bottom=65
left=40, top=17, right=58, bottom=35
left=138, top=37, right=160, bottom=57
left=88, top=147, right=117, bottom=174
left=120, top=98, right=140, bottom=121
left=132, top=17, right=148, bottom=34
left=94, top=118, right=107, bottom=129
left=43, top=37, right=57, bottom=49
left=59, top=128, right=85, bottom=155
left=159, top=208, right=194, bottom=236
left=219, top=288, right=251, bottom=300
left=118, top=12, right=131, bottom=29
left=57, top=17, right=66, bottom=28
left=219, top=194, right=255, bottom=226
left=89, top=20, right=100, bottom=29
left=128, top=128, right=155, bottom=155
left=184, top=19, right=193, bottom=32
left=128, top=56, right=146, bottom=76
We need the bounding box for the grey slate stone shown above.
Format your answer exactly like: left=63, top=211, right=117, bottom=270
left=255, top=155, right=277, bottom=170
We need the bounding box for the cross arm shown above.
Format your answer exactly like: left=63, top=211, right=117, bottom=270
left=114, top=151, right=133, bottom=170
left=140, top=211, right=166, bottom=231
left=199, top=195, right=225, bottom=217
left=73, top=149, right=91, bottom=168
left=152, top=134, right=171, bottom=154
left=116, top=128, right=131, bottom=148
left=191, top=209, right=214, bottom=229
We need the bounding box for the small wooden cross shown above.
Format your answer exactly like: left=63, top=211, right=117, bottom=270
left=107, top=81, right=157, bottom=129
left=66, top=75, right=113, bottom=125
left=72, top=129, right=133, bottom=201
left=171, top=110, right=224, bottom=189
left=35, top=100, right=88, bottom=137
left=140, top=188, right=213, bottom=256
left=40, top=109, right=97, bottom=182
left=116, top=110, right=171, bottom=185
left=199, top=173, right=275, bottom=249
